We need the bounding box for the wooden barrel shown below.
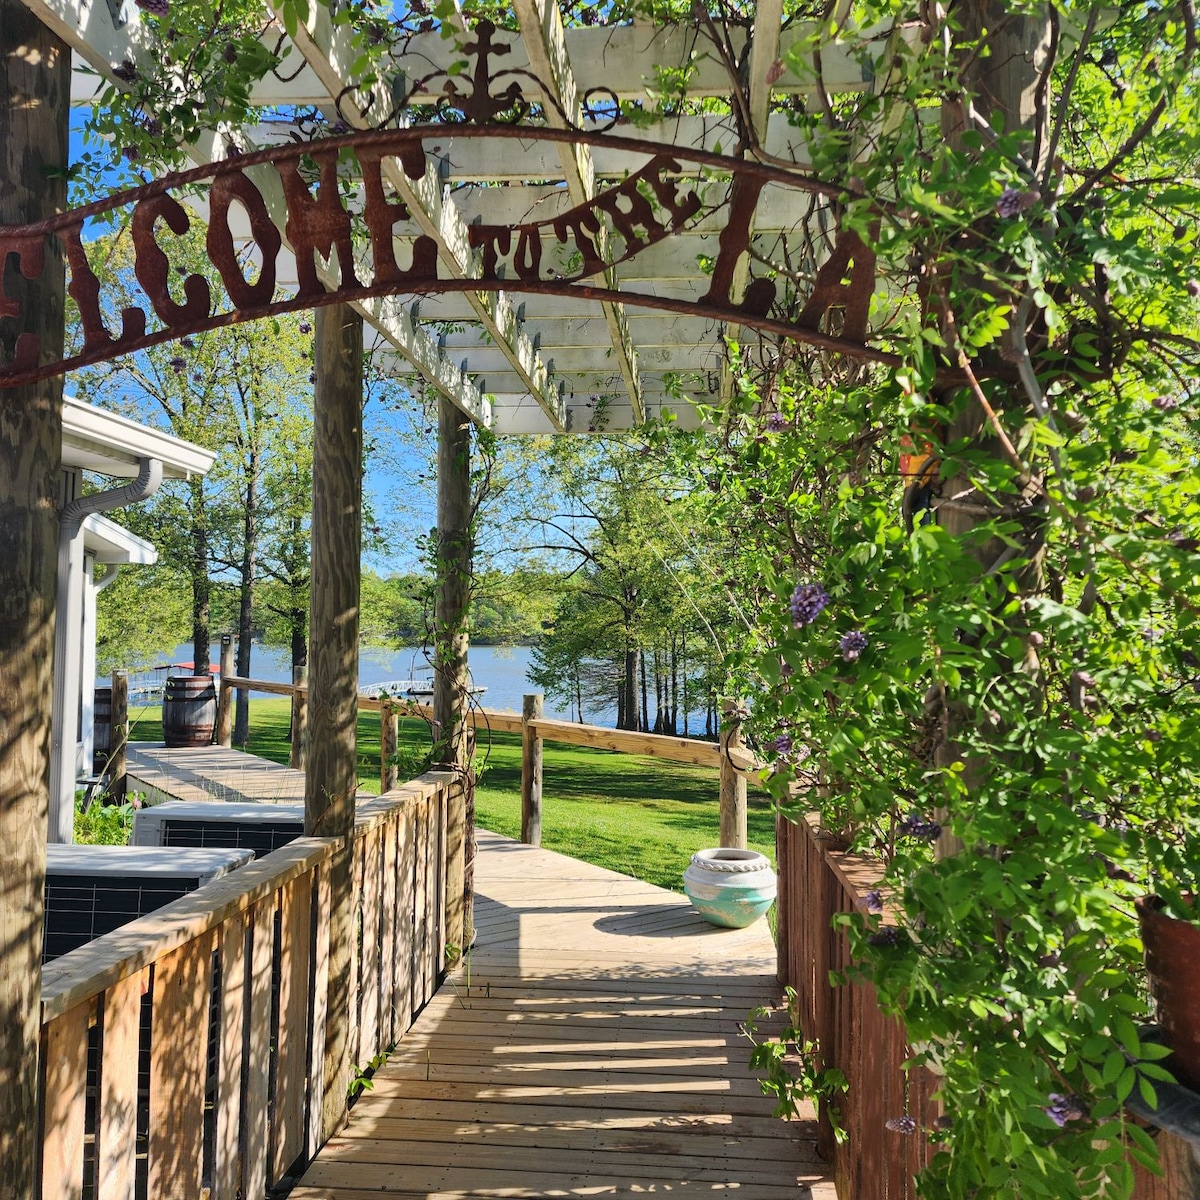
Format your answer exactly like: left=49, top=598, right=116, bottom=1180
left=93, top=686, right=112, bottom=773
left=162, top=675, right=217, bottom=748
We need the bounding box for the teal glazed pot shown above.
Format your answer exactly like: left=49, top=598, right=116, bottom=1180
left=683, top=848, right=777, bottom=928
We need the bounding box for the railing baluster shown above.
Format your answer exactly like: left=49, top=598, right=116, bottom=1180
left=243, top=896, right=274, bottom=1200
left=380, top=819, right=399, bottom=1046
left=214, top=912, right=248, bottom=1200
left=41, top=1003, right=89, bottom=1200
left=274, top=874, right=311, bottom=1183
left=358, top=830, right=381, bottom=1064
left=307, top=864, right=332, bottom=1159
left=396, top=800, right=416, bottom=1027
left=147, top=933, right=213, bottom=1199
left=97, top=974, right=140, bottom=1200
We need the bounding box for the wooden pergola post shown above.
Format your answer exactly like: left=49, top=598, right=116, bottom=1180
left=304, top=302, right=362, bottom=1143
left=216, top=633, right=234, bottom=749
left=109, top=669, right=128, bottom=802
left=290, top=662, right=309, bottom=772
left=719, top=701, right=748, bottom=849
left=932, top=0, right=1051, bottom=860
left=435, top=395, right=473, bottom=958
left=380, top=700, right=398, bottom=793
left=520, top=693, right=544, bottom=846
left=0, top=3, right=69, bottom=1189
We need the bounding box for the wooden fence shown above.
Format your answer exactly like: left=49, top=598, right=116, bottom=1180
left=215, top=673, right=758, bottom=848
left=776, top=813, right=936, bottom=1198
left=776, top=813, right=1200, bottom=1200
left=38, top=772, right=462, bottom=1200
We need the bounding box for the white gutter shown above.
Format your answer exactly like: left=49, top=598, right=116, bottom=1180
left=48, top=457, right=164, bottom=843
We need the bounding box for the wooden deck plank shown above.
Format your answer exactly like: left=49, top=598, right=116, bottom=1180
left=299, top=830, right=831, bottom=1198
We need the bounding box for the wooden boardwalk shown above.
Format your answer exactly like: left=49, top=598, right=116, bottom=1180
left=295, top=830, right=834, bottom=1199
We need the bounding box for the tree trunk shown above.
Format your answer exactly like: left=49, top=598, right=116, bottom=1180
left=620, top=647, right=637, bottom=730
left=0, top=5, right=69, bottom=1190
left=682, top=634, right=689, bottom=736
left=669, top=637, right=679, bottom=736
left=657, top=652, right=667, bottom=734
left=189, top=475, right=211, bottom=675
left=234, top=446, right=258, bottom=745
left=305, top=303, right=362, bottom=1143
left=433, top=396, right=472, bottom=769
left=639, top=650, right=649, bottom=733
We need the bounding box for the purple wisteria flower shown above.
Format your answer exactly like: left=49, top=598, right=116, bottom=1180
left=112, top=60, right=139, bottom=83
left=135, top=0, right=170, bottom=16
left=840, top=630, right=868, bottom=662
left=996, top=186, right=1040, bottom=218
left=899, top=812, right=942, bottom=842
left=168, top=356, right=186, bottom=373
left=867, top=926, right=905, bottom=948
left=864, top=889, right=884, bottom=915
left=765, top=411, right=788, bottom=433
left=1044, top=1094, right=1087, bottom=1127
left=769, top=733, right=794, bottom=756
left=789, top=582, right=830, bottom=628
left=299, top=321, right=313, bottom=334
left=886, top=1115, right=917, bottom=1134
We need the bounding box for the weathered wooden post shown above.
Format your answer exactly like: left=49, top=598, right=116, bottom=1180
left=520, top=693, right=544, bottom=846
left=931, top=1, right=1051, bottom=861
left=380, top=700, right=398, bottom=793
left=216, top=633, right=234, bottom=748
left=719, top=700, right=748, bottom=849
left=435, top=395, right=473, bottom=959
left=109, top=669, right=128, bottom=802
left=290, top=663, right=308, bottom=772
left=0, top=3, right=69, bottom=1188
left=305, top=303, right=362, bottom=1143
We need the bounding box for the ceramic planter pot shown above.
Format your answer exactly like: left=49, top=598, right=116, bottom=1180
left=683, top=848, right=776, bottom=929
left=1137, top=894, right=1200, bottom=1092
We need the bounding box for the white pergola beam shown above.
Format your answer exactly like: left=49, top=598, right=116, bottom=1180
left=397, top=22, right=875, bottom=105
left=722, top=0, right=784, bottom=407
left=514, top=0, right=643, bottom=424
left=266, top=0, right=567, bottom=430
left=421, top=111, right=812, bottom=182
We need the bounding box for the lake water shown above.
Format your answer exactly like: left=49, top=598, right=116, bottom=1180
left=118, top=642, right=620, bottom=728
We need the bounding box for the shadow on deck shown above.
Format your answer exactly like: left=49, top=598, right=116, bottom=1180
left=293, top=830, right=833, bottom=1199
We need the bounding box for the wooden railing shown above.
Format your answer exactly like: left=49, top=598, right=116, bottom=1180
left=215, top=671, right=758, bottom=846
left=39, top=772, right=463, bottom=1200
left=776, top=812, right=935, bottom=1199
left=776, top=813, right=1200, bottom=1200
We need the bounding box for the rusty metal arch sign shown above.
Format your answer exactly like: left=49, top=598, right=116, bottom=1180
left=0, top=125, right=895, bottom=389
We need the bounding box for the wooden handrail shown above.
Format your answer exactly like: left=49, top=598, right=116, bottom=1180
left=38, top=767, right=465, bottom=1200
left=41, top=838, right=336, bottom=1022
left=216, top=674, right=761, bottom=850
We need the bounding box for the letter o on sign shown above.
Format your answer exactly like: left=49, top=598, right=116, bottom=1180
left=207, top=172, right=282, bottom=309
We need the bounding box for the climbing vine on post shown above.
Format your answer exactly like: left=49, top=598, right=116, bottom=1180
left=681, top=0, right=1200, bottom=1197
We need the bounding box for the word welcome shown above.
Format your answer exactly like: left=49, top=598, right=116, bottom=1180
left=0, top=127, right=887, bottom=387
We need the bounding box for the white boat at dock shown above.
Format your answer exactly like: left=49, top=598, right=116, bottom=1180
left=358, top=679, right=487, bottom=702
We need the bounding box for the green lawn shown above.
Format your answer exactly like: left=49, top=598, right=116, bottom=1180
left=129, top=696, right=775, bottom=893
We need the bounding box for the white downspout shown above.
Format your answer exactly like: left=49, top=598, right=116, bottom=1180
left=49, top=457, right=164, bottom=843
